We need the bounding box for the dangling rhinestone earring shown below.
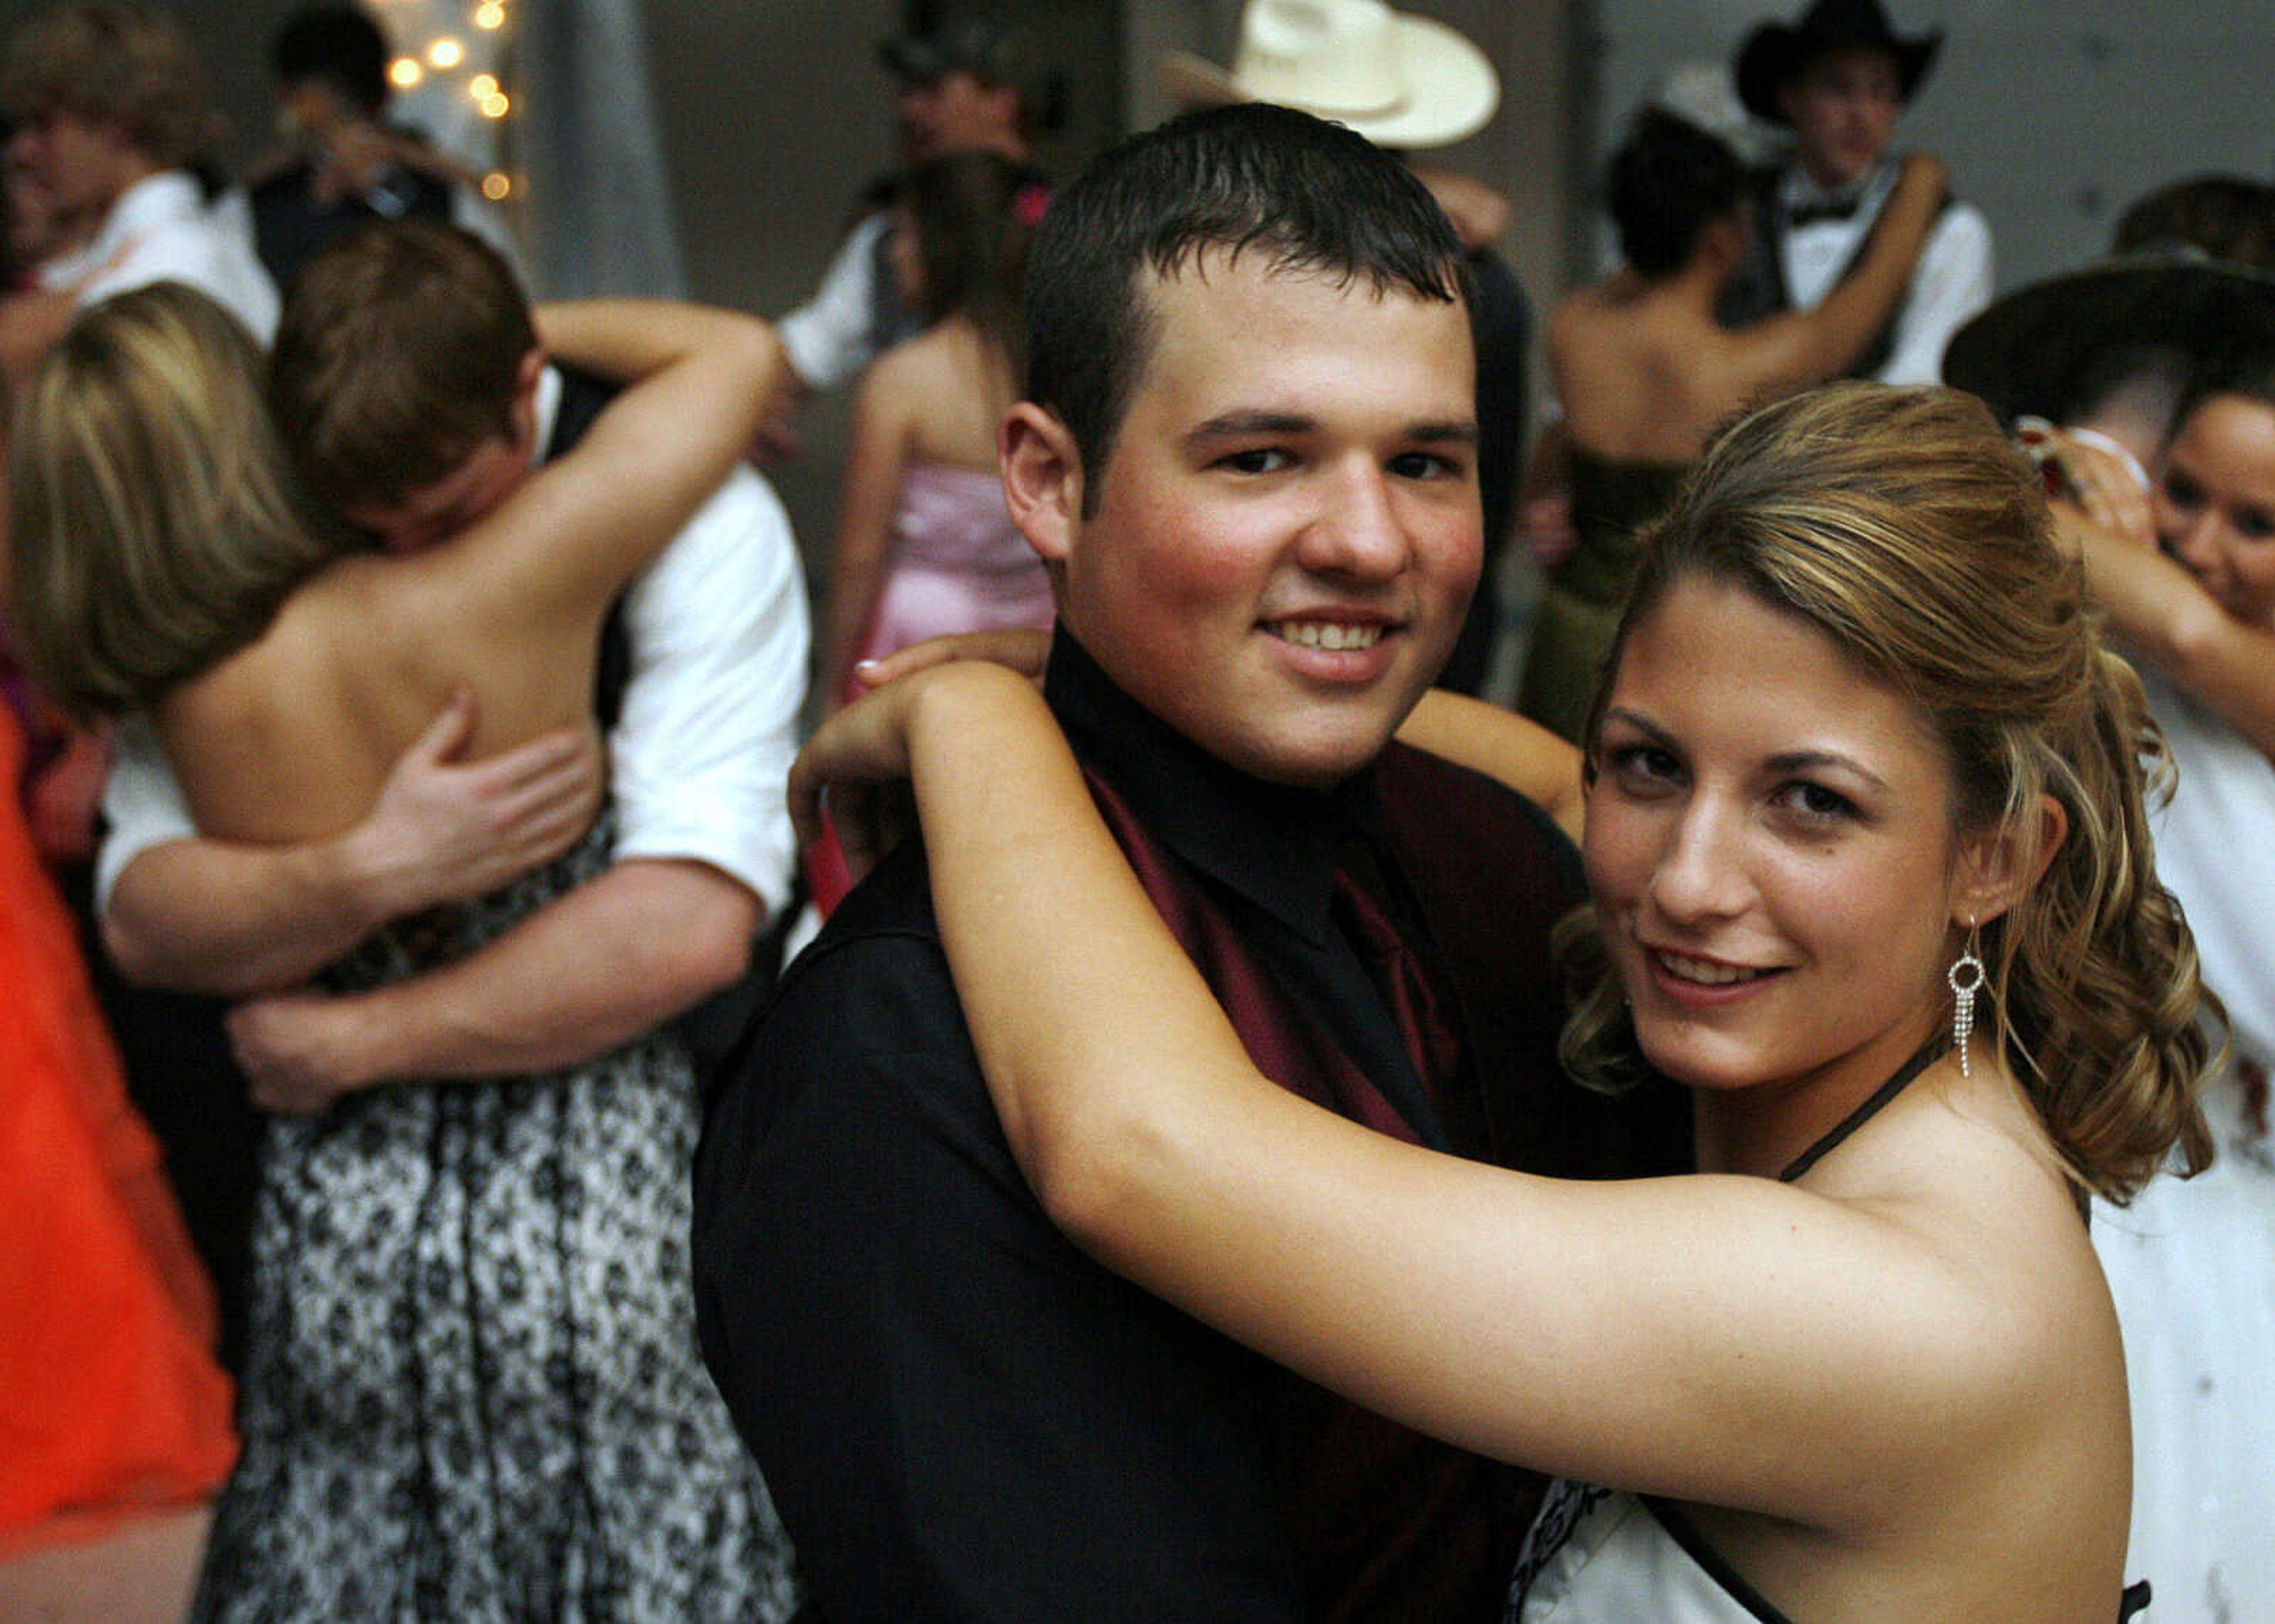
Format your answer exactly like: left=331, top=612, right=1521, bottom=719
left=1948, top=918, right=1986, bottom=1078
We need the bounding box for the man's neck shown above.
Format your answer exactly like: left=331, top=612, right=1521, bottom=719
left=1792, top=152, right=1883, bottom=198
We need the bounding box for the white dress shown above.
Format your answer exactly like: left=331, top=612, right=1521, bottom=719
left=1507, top=1482, right=1787, bottom=1622
left=2093, top=669, right=2275, bottom=1624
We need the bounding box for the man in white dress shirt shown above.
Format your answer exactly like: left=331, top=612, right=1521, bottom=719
left=3, top=1, right=278, bottom=338
left=1720, top=0, right=1989, bottom=385
left=774, top=16, right=1059, bottom=403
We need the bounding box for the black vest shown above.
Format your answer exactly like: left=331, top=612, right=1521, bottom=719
left=543, top=366, right=636, bottom=730
left=248, top=155, right=457, bottom=293
left=1715, top=165, right=1954, bottom=382
left=545, top=364, right=799, bottom=1071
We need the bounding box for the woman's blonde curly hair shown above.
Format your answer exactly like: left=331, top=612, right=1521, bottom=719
left=1555, top=381, right=2218, bottom=1203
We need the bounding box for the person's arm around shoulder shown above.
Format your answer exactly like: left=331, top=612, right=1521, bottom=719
left=1398, top=688, right=1584, bottom=843
left=1729, top=153, right=1947, bottom=394
left=796, top=658, right=2063, bottom=1534
left=440, top=301, right=785, bottom=636
left=2052, top=494, right=2275, bottom=757
left=231, top=469, right=813, bottom=1108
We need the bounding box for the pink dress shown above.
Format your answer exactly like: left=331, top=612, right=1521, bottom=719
left=847, top=461, right=1056, bottom=693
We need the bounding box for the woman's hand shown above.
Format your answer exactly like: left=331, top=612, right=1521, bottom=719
left=229, top=989, right=377, bottom=1116
left=848, top=627, right=1053, bottom=697
left=2020, top=418, right=2155, bottom=550
left=795, top=656, right=1055, bottom=882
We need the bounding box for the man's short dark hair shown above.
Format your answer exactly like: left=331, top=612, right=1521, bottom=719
left=271, top=4, right=392, bottom=120
left=1025, top=102, right=1470, bottom=509
left=268, top=219, right=535, bottom=515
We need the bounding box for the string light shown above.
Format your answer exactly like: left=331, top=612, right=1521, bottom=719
left=383, top=3, right=516, bottom=203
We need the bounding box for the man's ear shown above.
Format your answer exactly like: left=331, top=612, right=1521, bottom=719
left=1000, top=401, right=1083, bottom=567
left=1954, top=792, right=2069, bottom=930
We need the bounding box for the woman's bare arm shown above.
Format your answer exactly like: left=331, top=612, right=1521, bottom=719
left=1396, top=688, right=1584, bottom=842
left=794, top=661, right=2040, bottom=1532
left=1727, top=153, right=1946, bottom=394
left=444, top=299, right=785, bottom=624
left=2057, top=502, right=2275, bottom=757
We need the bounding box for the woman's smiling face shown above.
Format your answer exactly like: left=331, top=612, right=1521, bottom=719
left=2154, top=392, right=2275, bottom=629
left=1583, top=576, right=1967, bottom=1114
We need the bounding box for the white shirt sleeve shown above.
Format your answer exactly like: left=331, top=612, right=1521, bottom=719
left=608, top=465, right=810, bottom=920
left=1889, top=201, right=1994, bottom=387
left=95, top=715, right=198, bottom=912
left=776, top=213, right=890, bottom=395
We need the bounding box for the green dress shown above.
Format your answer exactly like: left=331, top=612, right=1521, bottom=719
left=1517, top=449, right=1690, bottom=745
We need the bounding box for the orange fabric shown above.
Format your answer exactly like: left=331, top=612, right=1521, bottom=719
left=0, top=710, right=236, bottom=1553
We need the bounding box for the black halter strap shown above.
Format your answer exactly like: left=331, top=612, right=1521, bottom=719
left=1779, top=1036, right=1952, bottom=1183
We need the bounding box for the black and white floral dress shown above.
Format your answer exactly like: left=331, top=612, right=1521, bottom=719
left=193, top=820, right=796, bottom=1622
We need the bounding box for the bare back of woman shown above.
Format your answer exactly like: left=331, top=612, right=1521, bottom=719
left=145, top=299, right=782, bottom=842
left=1550, top=118, right=1946, bottom=466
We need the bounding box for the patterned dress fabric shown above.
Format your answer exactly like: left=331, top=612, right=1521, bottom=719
left=191, top=819, right=795, bottom=1622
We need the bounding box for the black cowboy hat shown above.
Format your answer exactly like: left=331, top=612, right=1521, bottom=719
left=1734, top=0, right=1943, bottom=126
left=1941, top=253, right=2275, bottom=429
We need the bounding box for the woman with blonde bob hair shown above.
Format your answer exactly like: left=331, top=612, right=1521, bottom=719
left=798, top=381, right=2213, bottom=1620
left=9, top=282, right=333, bottom=722
left=7, top=278, right=796, bottom=1619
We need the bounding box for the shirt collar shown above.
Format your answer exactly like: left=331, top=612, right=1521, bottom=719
left=534, top=362, right=564, bottom=451
left=1044, top=630, right=1382, bottom=947
left=1779, top=157, right=1897, bottom=219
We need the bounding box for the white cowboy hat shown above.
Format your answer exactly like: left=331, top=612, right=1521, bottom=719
left=1161, top=0, right=1499, bottom=150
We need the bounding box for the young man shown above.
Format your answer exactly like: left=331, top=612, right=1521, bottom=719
left=1721, top=0, right=1989, bottom=383
left=1, top=1, right=277, bottom=337
left=100, top=220, right=808, bottom=1135
left=695, top=104, right=1677, bottom=1622
left=773, top=15, right=1061, bottom=400
left=1159, top=0, right=1530, bottom=698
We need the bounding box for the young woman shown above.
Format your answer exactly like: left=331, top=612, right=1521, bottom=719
left=7, top=281, right=793, bottom=1621
left=1517, top=111, right=1946, bottom=742
left=799, top=382, right=2210, bottom=1620
left=815, top=150, right=1053, bottom=709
